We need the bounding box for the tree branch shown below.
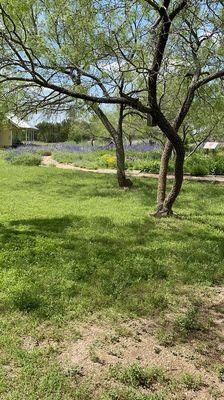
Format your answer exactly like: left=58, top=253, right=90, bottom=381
left=144, top=0, right=161, bottom=13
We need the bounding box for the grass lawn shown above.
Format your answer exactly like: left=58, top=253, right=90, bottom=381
left=0, top=160, right=223, bottom=399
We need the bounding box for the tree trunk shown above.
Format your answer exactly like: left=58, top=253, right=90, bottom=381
left=114, top=103, right=133, bottom=188
left=156, top=140, right=173, bottom=212
left=92, top=104, right=132, bottom=188
left=155, top=140, right=185, bottom=217
left=114, top=133, right=133, bottom=188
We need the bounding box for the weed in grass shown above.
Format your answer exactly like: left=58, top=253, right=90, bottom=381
left=109, top=363, right=167, bottom=389
left=208, top=387, right=223, bottom=399
left=194, top=343, right=207, bottom=355
left=174, top=305, right=209, bottom=340
left=110, top=334, right=121, bottom=344
left=156, top=329, right=175, bottom=347
left=180, top=372, right=204, bottom=391
left=72, top=329, right=83, bottom=342
left=216, top=365, right=224, bottom=382
left=72, top=382, right=94, bottom=400
left=114, top=326, right=133, bottom=338
left=65, top=365, right=84, bottom=379
left=89, top=346, right=102, bottom=364
left=157, top=303, right=213, bottom=346
left=100, top=387, right=165, bottom=400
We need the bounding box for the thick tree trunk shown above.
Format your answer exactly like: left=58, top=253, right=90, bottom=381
left=156, top=140, right=173, bottom=212
left=155, top=140, right=185, bottom=217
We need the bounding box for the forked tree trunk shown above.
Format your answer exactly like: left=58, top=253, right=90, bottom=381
left=155, top=139, right=185, bottom=217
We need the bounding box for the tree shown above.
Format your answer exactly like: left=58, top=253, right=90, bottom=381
left=36, top=120, right=70, bottom=142
left=0, top=1, right=223, bottom=213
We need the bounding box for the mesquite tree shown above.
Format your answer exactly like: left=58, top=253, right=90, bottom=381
left=0, top=1, right=223, bottom=214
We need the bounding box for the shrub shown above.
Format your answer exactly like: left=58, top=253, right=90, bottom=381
left=5, top=152, right=42, bottom=166
left=148, top=150, right=162, bottom=160
left=12, top=136, right=22, bottom=147
left=211, top=157, right=224, bottom=175
left=127, top=160, right=161, bottom=173
left=127, top=157, right=176, bottom=172
left=36, top=149, right=52, bottom=156
left=100, top=154, right=117, bottom=168
left=139, top=160, right=161, bottom=173
left=185, top=155, right=210, bottom=176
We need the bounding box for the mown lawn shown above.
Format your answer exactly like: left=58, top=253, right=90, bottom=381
left=0, top=161, right=223, bottom=399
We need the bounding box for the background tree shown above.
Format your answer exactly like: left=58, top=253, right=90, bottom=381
left=36, top=119, right=70, bottom=142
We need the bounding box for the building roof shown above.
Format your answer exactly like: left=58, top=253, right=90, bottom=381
left=7, top=114, right=38, bottom=130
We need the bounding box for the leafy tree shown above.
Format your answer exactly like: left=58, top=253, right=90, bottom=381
left=36, top=120, right=70, bottom=142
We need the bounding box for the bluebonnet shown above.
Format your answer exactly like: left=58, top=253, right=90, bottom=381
left=5, top=141, right=161, bottom=155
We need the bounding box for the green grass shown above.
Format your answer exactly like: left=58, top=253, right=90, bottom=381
left=0, top=160, right=224, bottom=398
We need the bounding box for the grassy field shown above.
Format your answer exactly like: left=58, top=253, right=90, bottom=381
left=0, top=160, right=223, bottom=399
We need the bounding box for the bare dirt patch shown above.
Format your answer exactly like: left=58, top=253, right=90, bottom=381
left=19, top=287, right=224, bottom=399
left=57, top=289, right=224, bottom=399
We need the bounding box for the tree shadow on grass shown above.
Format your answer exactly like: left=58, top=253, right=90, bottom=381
left=7, top=216, right=75, bottom=234
left=0, top=210, right=223, bottom=319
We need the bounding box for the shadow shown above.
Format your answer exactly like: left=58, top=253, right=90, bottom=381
left=0, top=167, right=224, bottom=320
left=9, top=216, right=74, bottom=234
left=0, top=207, right=223, bottom=320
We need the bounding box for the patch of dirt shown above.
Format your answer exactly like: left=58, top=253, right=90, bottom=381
left=21, top=335, right=59, bottom=351
left=20, top=287, right=224, bottom=399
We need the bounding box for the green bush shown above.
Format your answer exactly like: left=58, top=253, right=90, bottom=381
left=99, top=154, right=117, bottom=168
left=211, top=157, right=224, bottom=175
left=129, top=159, right=175, bottom=173
left=36, top=149, right=52, bottom=156
left=185, top=155, right=211, bottom=176
left=140, top=160, right=161, bottom=173
left=5, top=152, right=42, bottom=166
left=148, top=150, right=162, bottom=160
left=185, top=154, right=224, bottom=176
